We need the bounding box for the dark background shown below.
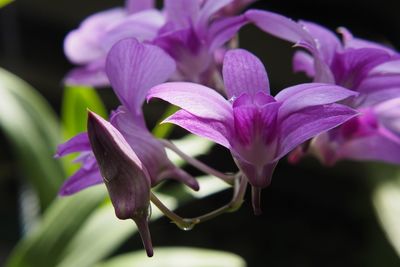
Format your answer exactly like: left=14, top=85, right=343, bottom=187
left=1, top=0, right=400, bottom=266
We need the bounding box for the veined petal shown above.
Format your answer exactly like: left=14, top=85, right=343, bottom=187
left=125, top=0, right=154, bottom=14
left=148, top=82, right=233, bottom=121
left=357, top=74, right=400, bottom=94
left=106, top=38, right=176, bottom=115
left=293, top=50, right=315, bottom=78
left=208, top=15, right=249, bottom=52
left=59, top=160, right=103, bottom=196
left=374, top=98, right=400, bottom=137
left=331, top=48, right=392, bottom=89
left=164, top=0, right=199, bottom=29
left=63, top=58, right=109, bottom=87
left=275, top=83, right=357, bottom=119
left=338, top=133, right=400, bottom=164
left=223, top=49, right=270, bottom=98
left=164, top=109, right=232, bottom=148
left=338, top=27, right=396, bottom=54
left=245, top=9, right=314, bottom=46
left=55, top=132, right=91, bottom=157
left=369, top=59, right=400, bottom=75
left=102, top=9, right=166, bottom=51
left=64, top=8, right=126, bottom=65
left=197, top=0, right=233, bottom=28
left=217, top=0, right=257, bottom=16
left=276, top=103, right=358, bottom=159
left=111, top=107, right=199, bottom=190
left=299, top=21, right=341, bottom=64
left=358, top=87, right=400, bottom=108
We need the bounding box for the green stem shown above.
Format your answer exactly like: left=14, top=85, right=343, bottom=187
left=161, top=139, right=235, bottom=184
left=150, top=174, right=247, bottom=230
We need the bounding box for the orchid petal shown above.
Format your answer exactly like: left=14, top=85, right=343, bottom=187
left=164, top=109, right=231, bottom=148
left=64, top=8, right=126, bottom=65
left=245, top=9, right=313, bottom=46
left=357, top=74, right=400, bottom=94
left=64, top=58, right=109, bottom=87
left=331, top=48, right=392, bottom=89
left=164, top=0, right=199, bottom=29
left=293, top=50, right=315, bottom=78
left=110, top=107, right=199, bottom=190
left=338, top=27, right=396, bottom=54
left=106, top=38, right=176, bottom=116
left=358, top=87, right=400, bottom=108
left=244, top=10, right=334, bottom=83
left=59, top=161, right=102, bottom=196
left=55, top=132, right=91, bottom=157
left=338, top=133, right=400, bottom=164
left=218, top=0, right=257, bottom=16
left=370, top=59, right=400, bottom=75
left=275, top=83, right=357, bottom=118
left=223, top=49, right=270, bottom=98
left=299, top=21, right=341, bottom=64
left=102, top=10, right=166, bottom=51
left=148, top=82, right=233, bottom=121
left=277, top=104, right=357, bottom=159
left=197, top=0, right=233, bottom=28
left=125, top=0, right=154, bottom=14
left=374, top=98, right=400, bottom=137
left=208, top=15, right=248, bottom=52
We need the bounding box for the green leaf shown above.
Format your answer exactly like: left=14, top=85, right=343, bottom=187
left=0, top=68, right=66, bottom=208
left=373, top=169, right=400, bottom=256
left=95, top=247, right=247, bottom=267
left=60, top=85, right=107, bottom=175
left=61, top=85, right=107, bottom=139
left=152, top=105, right=179, bottom=138
left=6, top=186, right=107, bottom=267
left=0, top=0, right=13, bottom=8
left=55, top=194, right=177, bottom=267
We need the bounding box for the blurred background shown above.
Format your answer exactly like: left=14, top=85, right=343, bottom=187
left=1, top=0, right=400, bottom=266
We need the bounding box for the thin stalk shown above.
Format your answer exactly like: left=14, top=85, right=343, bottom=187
left=161, top=139, right=234, bottom=184
left=150, top=174, right=248, bottom=229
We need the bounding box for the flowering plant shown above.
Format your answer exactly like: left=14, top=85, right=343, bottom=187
left=2, top=0, right=400, bottom=266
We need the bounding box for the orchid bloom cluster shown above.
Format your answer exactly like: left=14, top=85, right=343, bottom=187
left=57, top=0, right=400, bottom=257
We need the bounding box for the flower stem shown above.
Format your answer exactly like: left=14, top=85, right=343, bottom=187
left=150, top=174, right=247, bottom=230
left=160, top=139, right=235, bottom=184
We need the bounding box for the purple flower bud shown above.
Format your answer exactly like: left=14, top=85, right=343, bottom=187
left=87, top=110, right=153, bottom=257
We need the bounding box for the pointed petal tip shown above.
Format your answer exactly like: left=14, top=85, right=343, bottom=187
left=133, top=216, right=154, bottom=257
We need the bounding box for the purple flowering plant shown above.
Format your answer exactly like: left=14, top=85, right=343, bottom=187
left=54, top=0, right=400, bottom=258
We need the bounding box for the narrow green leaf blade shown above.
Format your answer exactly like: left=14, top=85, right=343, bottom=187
left=6, top=186, right=107, bottom=267
left=55, top=194, right=177, bottom=267
left=0, top=0, right=13, bottom=8
left=373, top=169, right=400, bottom=256
left=0, top=68, right=66, bottom=208
left=95, top=247, right=247, bottom=267
left=61, top=86, right=107, bottom=139
left=152, top=105, right=179, bottom=138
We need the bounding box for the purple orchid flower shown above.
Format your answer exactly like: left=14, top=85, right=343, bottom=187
left=215, top=0, right=257, bottom=17
left=147, top=49, right=358, bottom=214
left=64, top=0, right=164, bottom=86
left=246, top=10, right=400, bottom=165
left=87, top=110, right=153, bottom=256
left=153, top=0, right=249, bottom=87
left=64, top=0, right=249, bottom=88
left=56, top=38, right=199, bottom=196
